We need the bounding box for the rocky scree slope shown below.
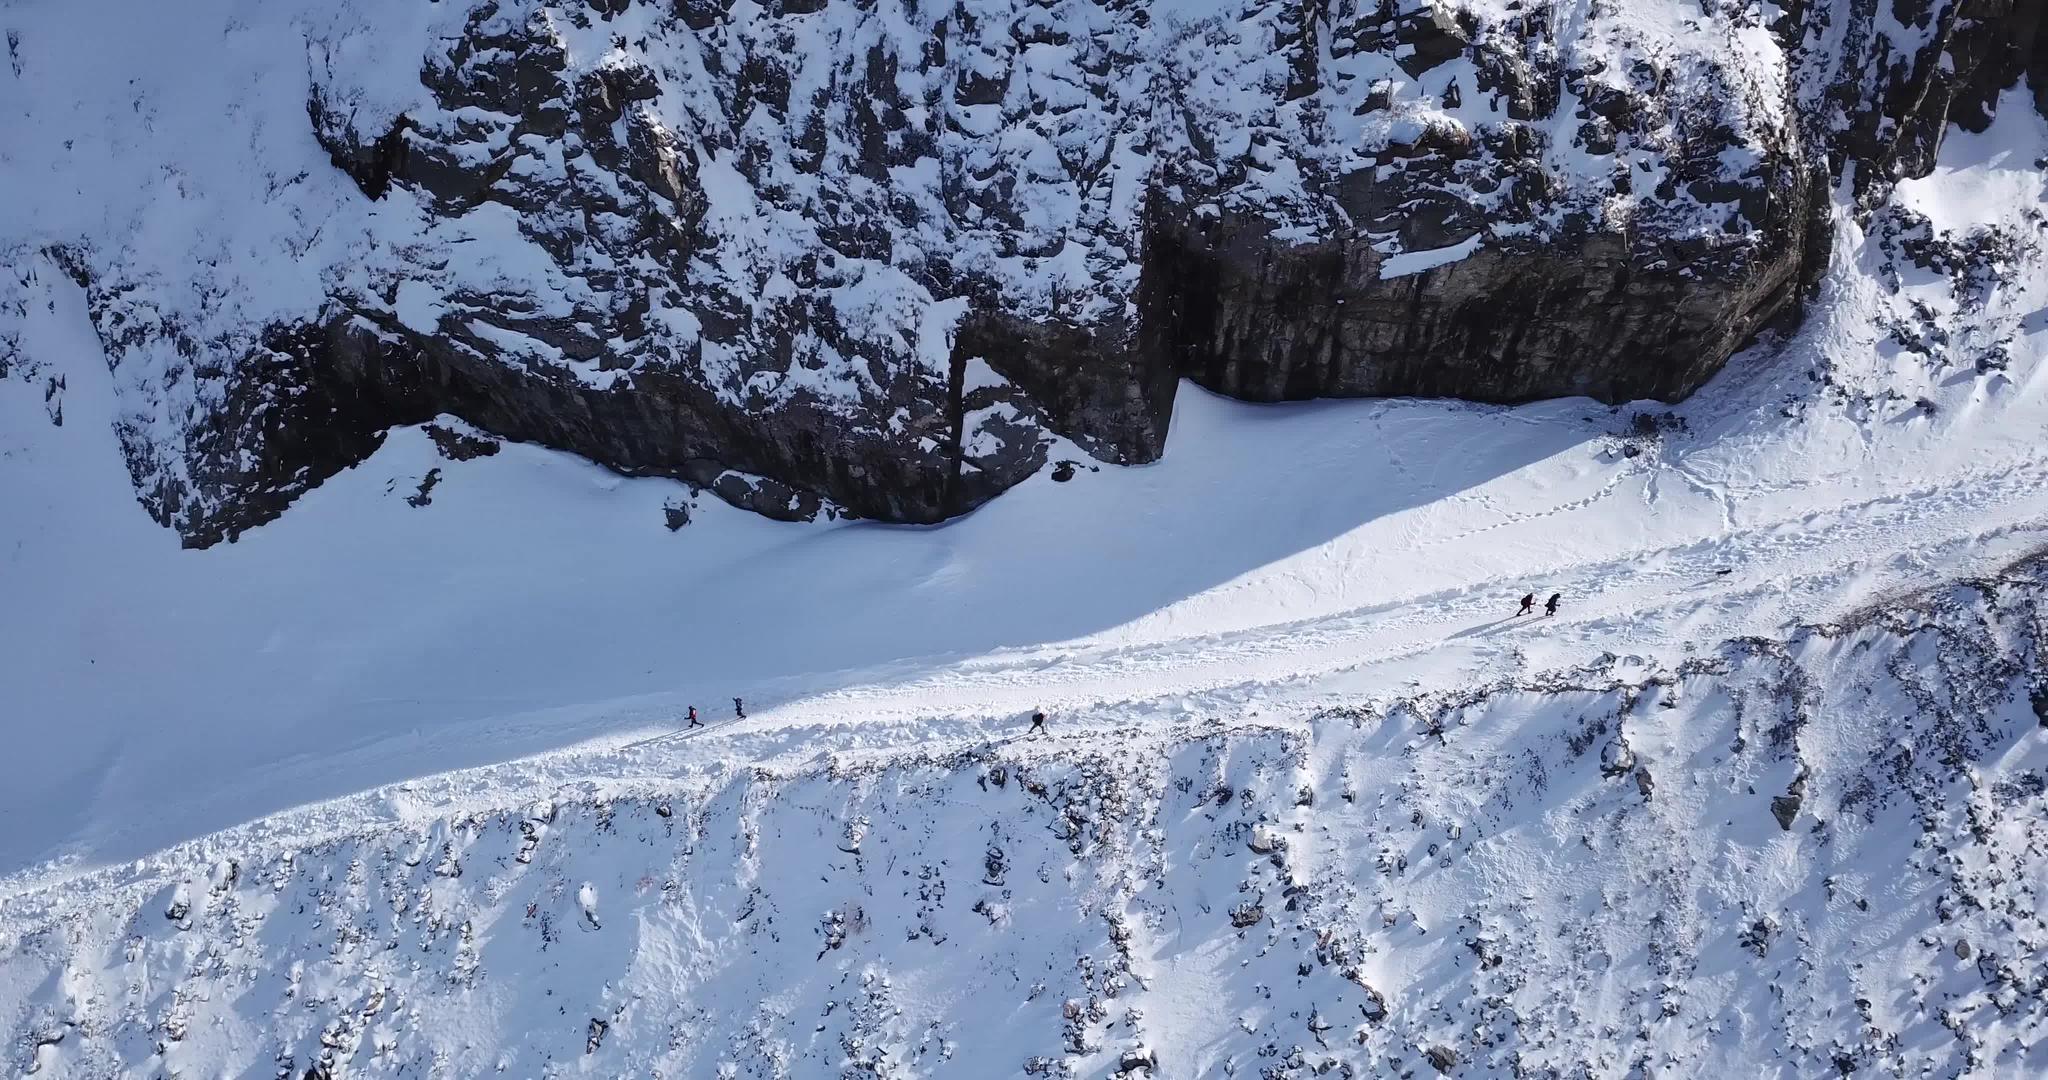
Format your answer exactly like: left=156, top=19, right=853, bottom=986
left=1, top=0, right=2043, bottom=544
left=8, top=554, right=2048, bottom=1077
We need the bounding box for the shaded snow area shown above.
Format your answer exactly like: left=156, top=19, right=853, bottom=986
left=6, top=568, right=2048, bottom=1078
left=4, top=19, right=2048, bottom=1080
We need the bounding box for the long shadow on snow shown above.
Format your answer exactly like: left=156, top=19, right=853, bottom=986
left=231, top=383, right=1611, bottom=844
left=0, top=381, right=1604, bottom=882
left=687, top=381, right=1608, bottom=687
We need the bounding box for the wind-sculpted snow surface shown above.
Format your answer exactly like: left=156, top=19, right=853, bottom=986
left=3, top=0, right=2038, bottom=542
left=5, top=560, right=2048, bottom=1077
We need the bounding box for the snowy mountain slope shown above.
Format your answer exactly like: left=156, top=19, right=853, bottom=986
left=2, top=0, right=2038, bottom=544
left=5, top=555, right=2048, bottom=1078
left=1, top=7, right=2047, bottom=1079
left=5, top=80, right=2045, bottom=893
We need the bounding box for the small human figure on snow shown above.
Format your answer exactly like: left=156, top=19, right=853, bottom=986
left=734, top=697, right=746, bottom=719
left=1516, top=592, right=1535, bottom=616
left=1544, top=592, right=1561, bottom=617
left=1028, top=710, right=1047, bottom=737
left=687, top=705, right=702, bottom=728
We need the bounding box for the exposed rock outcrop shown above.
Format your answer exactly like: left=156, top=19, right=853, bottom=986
left=20, top=0, right=2047, bottom=543
left=1805, top=0, right=2048, bottom=203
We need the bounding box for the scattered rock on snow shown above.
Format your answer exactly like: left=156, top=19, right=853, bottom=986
left=1355, top=980, right=1389, bottom=1022
left=1599, top=736, right=1636, bottom=777
left=1771, top=771, right=1809, bottom=831
left=1739, top=915, right=1781, bottom=958
left=424, top=423, right=499, bottom=461
left=403, top=467, right=441, bottom=508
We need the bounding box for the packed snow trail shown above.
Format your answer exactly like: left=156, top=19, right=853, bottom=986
left=605, top=474, right=2046, bottom=767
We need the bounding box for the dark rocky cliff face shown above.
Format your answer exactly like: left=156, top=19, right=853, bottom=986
left=1144, top=191, right=1826, bottom=408
left=1814, top=0, right=2048, bottom=203
left=25, top=0, right=2048, bottom=544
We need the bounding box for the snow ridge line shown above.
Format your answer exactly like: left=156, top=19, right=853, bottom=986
left=7, top=545, right=2044, bottom=922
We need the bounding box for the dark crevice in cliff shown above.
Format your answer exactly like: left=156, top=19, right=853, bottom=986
left=1138, top=209, right=1828, bottom=408
left=943, top=318, right=971, bottom=504
left=309, top=91, right=412, bottom=203
left=957, top=309, right=1174, bottom=467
